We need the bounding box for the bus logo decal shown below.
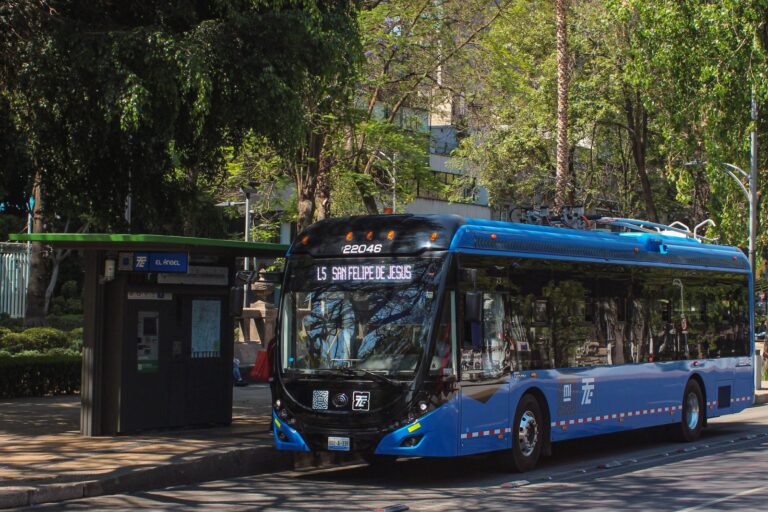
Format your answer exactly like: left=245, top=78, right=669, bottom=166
left=563, top=384, right=572, bottom=403
left=581, top=378, right=595, bottom=405
left=352, top=391, right=370, bottom=411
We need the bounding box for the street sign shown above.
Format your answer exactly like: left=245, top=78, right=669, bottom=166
left=132, top=252, right=188, bottom=273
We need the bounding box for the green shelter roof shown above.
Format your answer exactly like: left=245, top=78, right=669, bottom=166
left=9, top=233, right=288, bottom=257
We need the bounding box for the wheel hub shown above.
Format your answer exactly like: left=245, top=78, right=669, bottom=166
left=518, top=410, right=539, bottom=457
left=685, top=392, right=700, bottom=430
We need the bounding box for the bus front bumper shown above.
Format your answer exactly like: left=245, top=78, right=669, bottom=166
left=272, top=411, right=310, bottom=452
left=272, top=402, right=458, bottom=457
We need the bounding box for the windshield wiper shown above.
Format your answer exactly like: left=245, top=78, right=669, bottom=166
left=314, top=367, right=403, bottom=388
left=341, top=367, right=406, bottom=387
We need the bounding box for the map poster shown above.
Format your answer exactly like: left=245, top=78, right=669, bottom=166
left=191, top=299, right=221, bottom=358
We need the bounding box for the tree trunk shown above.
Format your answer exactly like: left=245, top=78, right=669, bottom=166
left=295, top=130, right=326, bottom=232
left=44, top=249, right=65, bottom=315
left=603, top=298, right=625, bottom=365
left=624, top=90, right=659, bottom=222
left=554, top=0, right=569, bottom=214
left=25, top=170, right=46, bottom=326
left=315, top=154, right=334, bottom=221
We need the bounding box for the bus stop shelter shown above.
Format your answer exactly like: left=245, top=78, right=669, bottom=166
left=10, top=233, right=287, bottom=436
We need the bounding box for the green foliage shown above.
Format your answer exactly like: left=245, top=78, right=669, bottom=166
left=18, top=327, right=70, bottom=352
left=0, top=314, right=24, bottom=330
left=330, top=0, right=508, bottom=215
left=0, top=326, right=76, bottom=354
left=41, top=314, right=83, bottom=332
left=67, top=328, right=84, bottom=353
left=620, top=1, right=768, bottom=245
left=0, top=214, right=25, bottom=240
left=0, top=1, right=360, bottom=234
left=60, top=280, right=79, bottom=299
left=50, top=278, right=84, bottom=315
left=0, top=332, right=30, bottom=354
left=0, top=353, right=81, bottom=398
left=453, top=0, right=669, bottom=217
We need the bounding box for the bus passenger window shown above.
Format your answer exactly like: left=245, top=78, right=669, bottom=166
left=460, top=293, right=511, bottom=380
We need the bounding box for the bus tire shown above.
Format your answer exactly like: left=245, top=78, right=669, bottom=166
left=678, top=379, right=704, bottom=442
left=501, top=394, right=543, bottom=472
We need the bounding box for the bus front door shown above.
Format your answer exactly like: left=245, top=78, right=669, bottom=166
left=458, top=379, right=511, bottom=455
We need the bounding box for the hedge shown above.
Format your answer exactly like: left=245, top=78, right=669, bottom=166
left=0, top=353, right=81, bottom=398
left=43, top=314, right=83, bottom=331
left=0, top=327, right=73, bottom=354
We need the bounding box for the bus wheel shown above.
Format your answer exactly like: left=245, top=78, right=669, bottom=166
left=499, top=394, right=543, bottom=472
left=678, top=380, right=704, bottom=442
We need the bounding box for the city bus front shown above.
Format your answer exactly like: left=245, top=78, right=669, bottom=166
left=272, top=215, right=463, bottom=458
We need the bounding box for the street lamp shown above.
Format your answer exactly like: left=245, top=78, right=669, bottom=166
left=374, top=150, right=397, bottom=212
left=686, top=158, right=760, bottom=391
left=685, top=160, right=757, bottom=277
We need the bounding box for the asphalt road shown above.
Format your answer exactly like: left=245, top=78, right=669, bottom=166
left=25, top=403, right=768, bottom=511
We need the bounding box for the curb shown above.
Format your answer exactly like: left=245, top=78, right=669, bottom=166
left=0, top=445, right=290, bottom=509
left=754, top=392, right=768, bottom=406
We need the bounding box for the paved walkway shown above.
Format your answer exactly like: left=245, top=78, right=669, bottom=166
left=0, top=385, right=286, bottom=509
left=1, top=382, right=767, bottom=509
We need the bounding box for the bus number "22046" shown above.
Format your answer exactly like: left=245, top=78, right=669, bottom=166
left=342, top=244, right=382, bottom=254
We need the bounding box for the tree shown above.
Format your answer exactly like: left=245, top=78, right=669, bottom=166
left=617, top=0, right=767, bottom=245
left=0, top=1, right=359, bottom=321
left=452, top=0, right=674, bottom=222
left=554, top=0, right=570, bottom=212
left=339, top=0, right=513, bottom=215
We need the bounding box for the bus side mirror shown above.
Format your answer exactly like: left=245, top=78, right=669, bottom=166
left=229, top=286, right=244, bottom=317
left=465, top=291, right=483, bottom=323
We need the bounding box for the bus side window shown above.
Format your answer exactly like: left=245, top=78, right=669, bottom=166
left=460, top=293, right=511, bottom=380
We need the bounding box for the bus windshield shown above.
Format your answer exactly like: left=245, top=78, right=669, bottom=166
left=280, top=257, right=445, bottom=378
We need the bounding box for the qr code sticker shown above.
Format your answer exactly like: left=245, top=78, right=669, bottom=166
left=312, top=390, right=329, bottom=410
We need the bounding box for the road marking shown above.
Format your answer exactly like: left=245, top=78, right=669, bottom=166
left=674, top=484, right=768, bottom=512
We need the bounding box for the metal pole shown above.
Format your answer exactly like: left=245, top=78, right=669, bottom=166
left=392, top=158, right=396, bottom=212
left=243, top=192, right=251, bottom=311
left=751, top=89, right=760, bottom=390
left=750, top=89, right=758, bottom=278
left=125, top=170, right=132, bottom=231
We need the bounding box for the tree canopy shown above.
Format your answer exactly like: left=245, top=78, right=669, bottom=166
left=0, top=0, right=358, bottom=231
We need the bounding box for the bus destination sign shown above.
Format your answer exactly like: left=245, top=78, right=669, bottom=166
left=314, top=263, right=413, bottom=283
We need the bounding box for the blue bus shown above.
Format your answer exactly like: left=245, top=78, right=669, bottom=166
left=271, top=214, right=754, bottom=470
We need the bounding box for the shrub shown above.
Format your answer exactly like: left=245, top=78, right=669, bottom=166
left=50, top=296, right=66, bottom=316
left=61, top=280, right=79, bottom=299
left=44, top=314, right=83, bottom=331
left=21, top=327, right=70, bottom=351
left=0, top=326, right=11, bottom=341
left=65, top=298, right=83, bottom=314
left=0, top=314, right=24, bottom=330
left=0, top=353, right=81, bottom=398
left=44, top=347, right=80, bottom=357
left=0, top=332, right=31, bottom=354
left=67, top=327, right=84, bottom=352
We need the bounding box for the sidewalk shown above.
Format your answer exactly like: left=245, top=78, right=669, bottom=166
left=0, top=385, right=289, bottom=509
left=1, top=383, right=767, bottom=509
left=756, top=380, right=768, bottom=405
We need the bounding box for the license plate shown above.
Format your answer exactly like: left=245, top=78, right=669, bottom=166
left=328, top=436, right=350, bottom=451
